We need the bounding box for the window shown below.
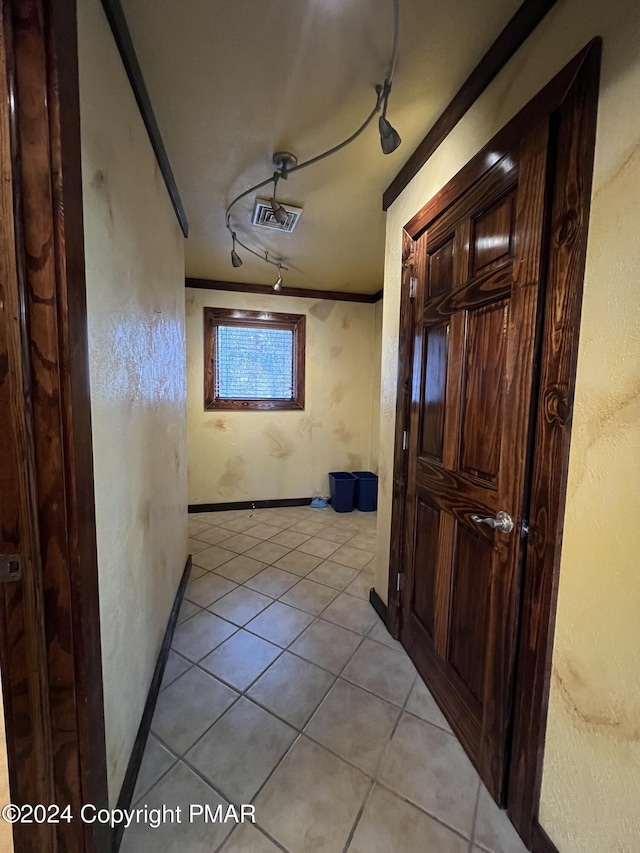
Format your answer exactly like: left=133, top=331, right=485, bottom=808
left=204, top=308, right=305, bottom=410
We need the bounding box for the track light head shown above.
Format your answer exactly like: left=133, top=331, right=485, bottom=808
left=230, top=232, right=243, bottom=267
left=378, top=115, right=401, bottom=154
left=273, top=266, right=283, bottom=292
left=270, top=199, right=289, bottom=226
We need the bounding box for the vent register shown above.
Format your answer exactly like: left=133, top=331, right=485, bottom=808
left=252, top=199, right=303, bottom=233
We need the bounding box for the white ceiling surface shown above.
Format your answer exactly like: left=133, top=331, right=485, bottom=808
left=121, top=0, right=520, bottom=293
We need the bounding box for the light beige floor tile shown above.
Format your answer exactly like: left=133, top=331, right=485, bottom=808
left=248, top=652, right=334, bottom=728
left=214, top=554, right=266, bottom=583
left=378, top=712, right=478, bottom=837
left=246, top=602, right=314, bottom=647
left=269, top=529, right=310, bottom=549
left=221, top=824, right=282, bottom=853
left=208, top=586, right=272, bottom=626
left=306, top=561, right=359, bottom=590
left=367, top=619, right=403, bottom=651
left=132, top=734, right=177, bottom=803
left=305, top=680, right=400, bottom=775
left=200, top=630, right=281, bottom=691
left=347, top=532, right=378, bottom=552
left=217, top=532, right=264, bottom=554
left=290, top=618, right=362, bottom=675
left=245, top=566, right=300, bottom=598
left=220, top=515, right=265, bottom=533
left=184, top=571, right=237, bottom=607
left=191, top=526, right=236, bottom=546
left=349, top=785, right=468, bottom=853
left=121, top=761, right=232, bottom=853
left=151, top=668, right=238, bottom=755
left=192, top=545, right=237, bottom=572
left=204, top=510, right=244, bottom=523
left=177, top=598, right=201, bottom=624
left=160, top=650, right=191, bottom=690
left=255, top=736, right=370, bottom=853
left=280, top=579, right=338, bottom=614
left=245, top=522, right=286, bottom=539
left=272, top=550, right=324, bottom=577
left=188, top=537, right=212, bottom=555
left=321, top=593, right=378, bottom=634
left=341, top=639, right=416, bottom=706
left=330, top=544, right=375, bottom=570
left=406, top=677, right=452, bottom=732
left=186, top=697, right=296, bottom=804
left=474, top=784, right=530, bottom=853
left=244, top=541, right=292, bottom=566
left=172, top=611, right=237, bottom=661
left=344, top=572, right=373, bottom=600
left=187, top=563, right=208, bottom=582
left=188, top=519, right=210, bottom=537
left=296, top=537, right=342, bottom=559
left=314, top=525, right=355, bottom=544
left=290, top=519, right=328, bottom=536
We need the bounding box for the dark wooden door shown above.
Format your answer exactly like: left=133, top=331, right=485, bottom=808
left=400, top=118, right=550, bottom=802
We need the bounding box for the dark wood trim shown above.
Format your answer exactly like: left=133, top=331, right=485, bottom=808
left=404, top=40, right=593, bottom=240
left=187, top=277, right=382, bottom=304
left=99, top=0, right=188, bottom=236
left=507, top=38, right=602, bottom=847
left=0, top=0, right=110, bottom=850
left=385, top=229, right=419, bottom=639
left=204, top=307, right=305, bottom=411
left=531, top=820, right=560, bottom=853
left=369, top=588, right=388, bottom=623
left=383, top=0, right=559, bottom=210
left=189, top=497, right=313, bottom=513
left=112, top=556, right=193, bottom=853
left=388, top=38, right=601, bottom=853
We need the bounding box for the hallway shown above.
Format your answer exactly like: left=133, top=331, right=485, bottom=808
left=121, top=507, right=527, bottom=853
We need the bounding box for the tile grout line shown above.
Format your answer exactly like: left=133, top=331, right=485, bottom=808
left=469, top=777, right=482, bottom=852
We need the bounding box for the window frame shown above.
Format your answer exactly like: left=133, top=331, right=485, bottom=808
left=204, top=307, right=306, bottom=411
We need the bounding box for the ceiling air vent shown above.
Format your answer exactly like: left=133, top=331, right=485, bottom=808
left=252, top=199, right=303, bottom=234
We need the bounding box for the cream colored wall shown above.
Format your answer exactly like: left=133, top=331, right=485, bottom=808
left=0, top=677, right=13, bottom=853
left=186, top=288, right=380, bottom=504
left=369, top=299, right=383, bottom=468
left=78, top=0, right=187, bottom=804
left=377, top=1, right=640, bottom=850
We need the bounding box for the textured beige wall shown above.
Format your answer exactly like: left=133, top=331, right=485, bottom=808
left=0, top=677, right=12, bottom=853
left=186, top=288, right=380, bottom=504
left=78, top=0, right=187, bottom=804
left=377, top=1, right=640, bottom=850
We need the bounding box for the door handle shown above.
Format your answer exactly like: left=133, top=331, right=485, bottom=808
left=470, top=511, right=514, bottom=534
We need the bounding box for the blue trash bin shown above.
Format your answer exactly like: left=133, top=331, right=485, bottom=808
left=353, top=471, right=378, bottom=512
left=329, top=472, right=356, bottom=513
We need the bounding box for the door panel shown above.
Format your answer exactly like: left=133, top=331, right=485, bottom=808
left=420, top=323, right=448, bottom=460
left=400, top=119, right=551, bottom=802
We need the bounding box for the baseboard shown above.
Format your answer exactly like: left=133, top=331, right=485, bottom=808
left=111, top=554, right=193, bottom=852
left=369, top=587, right=388, bottom=623
left=531, top=820, right=560, bottom=853
left=188, top=497, right=313, bottom=513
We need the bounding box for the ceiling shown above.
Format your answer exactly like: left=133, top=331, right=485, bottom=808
left=120, top=0, right=521, bottom=294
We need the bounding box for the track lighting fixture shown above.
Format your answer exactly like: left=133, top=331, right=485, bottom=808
left=230, top=232, right=243, bottom=267
left=225, top=0, right=400, bottom=279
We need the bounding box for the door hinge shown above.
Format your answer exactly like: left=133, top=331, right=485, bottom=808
left=402, top=430, right=408, bottom=451
left=396, top=573, right=404, bottom=592
left=520, top=519, right=529, bottom=539
left=0, top=555, right=21, bottom=582
left=409, top=277, right=417, bottom=299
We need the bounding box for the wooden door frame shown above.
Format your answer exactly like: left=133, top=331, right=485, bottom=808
left=0, top=1, right=109, bottom=851
left=386, top=39, right=601, bottom=852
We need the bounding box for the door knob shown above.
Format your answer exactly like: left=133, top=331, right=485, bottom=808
left=470, top=510, right=514, bottom=534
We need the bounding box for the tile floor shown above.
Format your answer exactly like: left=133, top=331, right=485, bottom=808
left=122, top=506, right=528, bottom=853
